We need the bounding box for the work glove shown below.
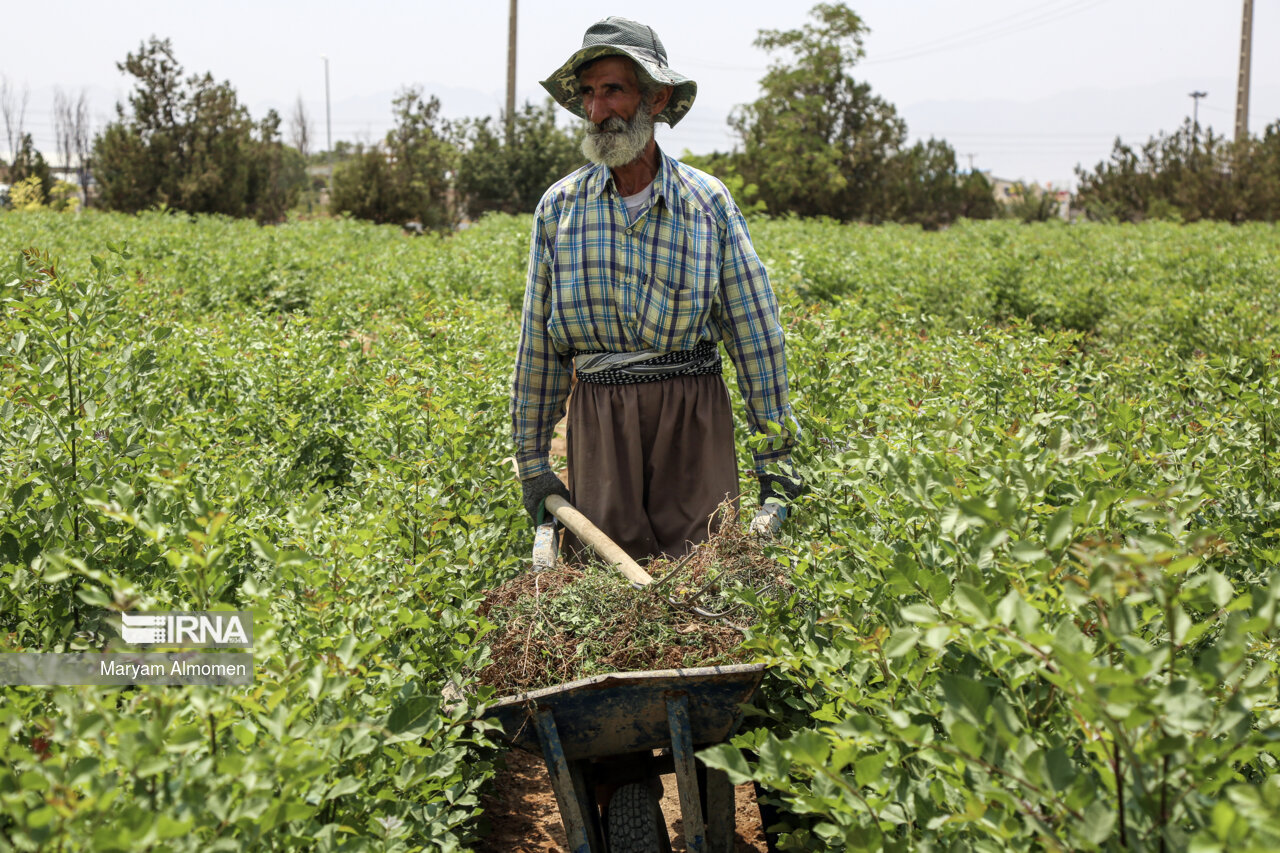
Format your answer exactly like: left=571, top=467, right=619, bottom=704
left=521, top=471, right=570, bottom=524
left=752, top=461, right=806, bottom=536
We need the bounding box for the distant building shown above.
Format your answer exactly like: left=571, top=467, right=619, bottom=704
left=987, top=174, right=1072, bottom=221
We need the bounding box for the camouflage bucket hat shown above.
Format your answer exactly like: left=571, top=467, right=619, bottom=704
left=540, top=17, right=697, bottom=127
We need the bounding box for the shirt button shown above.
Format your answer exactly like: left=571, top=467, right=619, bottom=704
left=625, top=228, right=633, bottom=235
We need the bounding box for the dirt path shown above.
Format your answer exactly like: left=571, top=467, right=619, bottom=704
left=475, top=748, right=768, bottom=852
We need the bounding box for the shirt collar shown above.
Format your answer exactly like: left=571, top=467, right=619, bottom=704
left=586, top=146, right=680, bottom=210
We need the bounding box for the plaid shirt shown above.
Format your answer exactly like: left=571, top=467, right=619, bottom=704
left=511, top=149, right=795, bottom=480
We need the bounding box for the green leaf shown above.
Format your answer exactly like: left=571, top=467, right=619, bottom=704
left=1081, top=799, right=1117, bottom=844
left=325, top=776, right=364, bottom=800
left=387, top=696, right=438, bottom=738
left=786, top=729, right=830, bottom=767
left=854, top=752, right=889, bottom=787
left=900, top=604, right=938, bottom=624
left=994, top=590, right=1040, bottom=634
left=1045, top=507, right=1074, bottom=550
left=941, top=675, right=990, bottom=729
left=883, top=628, right=919, bottom=659
left=953, top=583, right=993, bottom=623
left=75, top=586, right=112, bottom=608
left=949, top=720, right=983, bottom=757
left=1045, top=747, right=1075, bottom=793
left=154, top=815, right=193, bottom=839
left=26, top=806, right=57, bottom=828
left=1206, top=571, right=1233, bottom=608
left=923, top=625, right=952, bottom=650
left=262, top=799, right=316, bottom=830
left=699, top=743, right=754, bottom=784
left=1009, top=540, right=1047, bottom=563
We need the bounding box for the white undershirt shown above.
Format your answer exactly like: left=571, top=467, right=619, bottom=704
left=621, top=184, right=654, bottom=222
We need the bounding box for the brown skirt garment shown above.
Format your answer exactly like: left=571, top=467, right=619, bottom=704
left=566, top=374, right=740, bottom=561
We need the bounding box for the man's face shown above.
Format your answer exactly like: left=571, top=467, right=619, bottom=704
left=579, top=56, right=645, bottom=126
left=578, top=56, right=658, bottom=169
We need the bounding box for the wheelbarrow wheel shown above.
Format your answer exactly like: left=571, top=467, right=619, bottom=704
left=606, top=782, right=671, bottom=853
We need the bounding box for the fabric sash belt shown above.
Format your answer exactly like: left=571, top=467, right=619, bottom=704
left=574, top=339, right=721, bottom=385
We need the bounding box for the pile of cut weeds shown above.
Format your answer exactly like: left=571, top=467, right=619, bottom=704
left=477, top=509, right=789, bottom=694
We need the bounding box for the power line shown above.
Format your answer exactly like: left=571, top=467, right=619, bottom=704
left=865, top=0, right=1096, bottom=63
left=681, top=0, right=1104, bottom=74
left=863, top=0, right=1110, bottom=65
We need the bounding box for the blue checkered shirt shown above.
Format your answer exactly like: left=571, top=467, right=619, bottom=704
left=511, top=149, right=795, bottom=480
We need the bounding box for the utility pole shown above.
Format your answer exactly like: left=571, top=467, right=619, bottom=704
left=965, top=153, right=976, bottom=172
left=1235, top=0, right=1253, bottom=143
left=322, top=55, right=333, bottom=199
left=506, top=0, right=517, bottom=145
left=1189, top=91, right=1207, bottom=130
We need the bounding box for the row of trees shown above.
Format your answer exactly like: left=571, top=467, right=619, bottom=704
left=10, top=4, right=1276, bottom=227
left=329, top=3, right=999, bottom=230
left=91, top=39, right=305, bottom=223
left=4, top=6, right=1001, bottom=229
left=700, top=3, right=998, bottom=227
left=1075, top=119, right=1280, bottom=223
left=328, top=93, right=582, bottom=228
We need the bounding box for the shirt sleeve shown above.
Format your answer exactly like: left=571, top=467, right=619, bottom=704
left=511, top=205, right=573, bottom=480
left=714, top=204, right=798, bottom=475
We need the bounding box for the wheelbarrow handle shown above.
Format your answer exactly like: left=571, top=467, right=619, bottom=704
left=544, top=494, right=655, bottom=587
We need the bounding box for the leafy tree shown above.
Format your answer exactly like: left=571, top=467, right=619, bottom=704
left=245, top=109, right=305, bottom=223
left=730, top=2, right=906, bottom=220
left=330, top=87, right=456, bottom=228
left=93, top=37, right=302, bottom=222
left=679, top=149, right=768, bottom=216
left=877, top=138, right=976, bottom=229
left=1003, top=181, right=1062, bottom=223
left=724, top=3, right=992, bottom=226
left=957, top=170, right=1000, bottom=220
left=453, top=99, right=582, bottom=220
left=1076, top=119, right=1280, bottom=223
left=4, top=133, right=52, bottom=205
left=7, top=176, right=46, bottom=210
left=329, top=144, right=401, bottom=224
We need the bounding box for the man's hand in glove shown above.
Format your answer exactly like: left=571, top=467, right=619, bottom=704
left=521, top=471, right=570, bottom=524
left=751, top=461, right=806, bottom=536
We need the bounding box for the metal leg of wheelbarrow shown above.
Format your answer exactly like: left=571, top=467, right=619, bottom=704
left=666, top=692, right=734, bottom=853
left=534, top=708, right=603, bottom=853
left=524, top=681, right=744, bottom=853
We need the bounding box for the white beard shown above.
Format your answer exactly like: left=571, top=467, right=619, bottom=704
left=581, top=107, right=655, bottom=168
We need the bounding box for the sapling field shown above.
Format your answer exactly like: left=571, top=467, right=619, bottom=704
left=1, top=210, right=1278, bottom=851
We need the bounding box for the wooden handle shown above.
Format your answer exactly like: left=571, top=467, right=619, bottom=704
left=544, top=494, right=654, bottom=586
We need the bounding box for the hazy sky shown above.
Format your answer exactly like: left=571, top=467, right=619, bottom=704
left=5, top=0, right=1276, bottom=186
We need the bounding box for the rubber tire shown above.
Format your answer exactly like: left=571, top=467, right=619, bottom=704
left=606, top=782, right=671, bottom=853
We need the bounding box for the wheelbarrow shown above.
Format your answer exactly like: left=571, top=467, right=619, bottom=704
left=486, top=493, right=768, bottom=851
left=485, top=662, right=766, bottom=853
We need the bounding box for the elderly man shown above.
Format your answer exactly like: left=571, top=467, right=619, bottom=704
left=512, top=16, right=802, bottom=560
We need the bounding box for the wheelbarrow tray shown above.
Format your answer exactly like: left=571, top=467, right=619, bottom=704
left=486, top=662, right=765, bottom=761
